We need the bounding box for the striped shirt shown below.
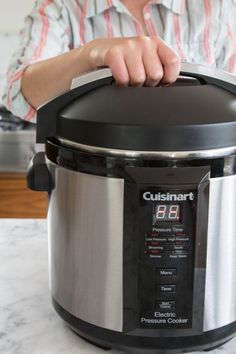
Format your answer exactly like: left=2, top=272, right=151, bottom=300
left=2, top=0, right=236, bottom=122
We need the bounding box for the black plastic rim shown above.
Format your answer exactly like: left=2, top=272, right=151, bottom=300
left=46, top=139, right=236, bottom=179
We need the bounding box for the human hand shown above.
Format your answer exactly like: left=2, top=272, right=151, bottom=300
left=84, top=36, right=181, bottom=87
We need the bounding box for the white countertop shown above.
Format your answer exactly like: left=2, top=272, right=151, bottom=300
left=1, top=219, right=236, bottom=354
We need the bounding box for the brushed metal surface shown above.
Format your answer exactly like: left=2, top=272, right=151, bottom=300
left=204, top=175, right=236, bottom=331
left=48, top=164, right=124, bottom=332
left=71, top=68, right=113, bottom=89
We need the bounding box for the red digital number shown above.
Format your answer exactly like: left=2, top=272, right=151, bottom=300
left=156, top=205, right=167, bottom=219
left=168, top=205, right=179, bottom=220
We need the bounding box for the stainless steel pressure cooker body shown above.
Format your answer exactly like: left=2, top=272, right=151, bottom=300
left=28, top=64, right=236, bottom=354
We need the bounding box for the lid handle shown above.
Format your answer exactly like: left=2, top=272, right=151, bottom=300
left=70, top=62, right=236, bottom=95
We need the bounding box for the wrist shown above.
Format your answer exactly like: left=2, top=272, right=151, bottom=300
left=71, top=45, right=93, bottom=74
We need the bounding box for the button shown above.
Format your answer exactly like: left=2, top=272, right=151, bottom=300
left=150, top=249, right=159, bottom=255
left=159, top=285, right=176, bottom=293
left=146, top=241, right=163, bottom=247
left=156, top=301, right=176, bottom=310
left=148, top=232, right=159, bottom=238
left=157, top=268, right=177, bottom=277
left=176, top=233, right=186, bottom=237
left=150, top=241, right=159, bottom=246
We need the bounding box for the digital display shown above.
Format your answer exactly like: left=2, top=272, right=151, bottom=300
left=153, top=204, right=180, bottom=223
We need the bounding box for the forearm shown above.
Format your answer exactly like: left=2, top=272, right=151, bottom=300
left=21, top=46, right=93, bottom=109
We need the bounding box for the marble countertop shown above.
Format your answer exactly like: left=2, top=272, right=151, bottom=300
left=1, top=219, right=236, bottom=354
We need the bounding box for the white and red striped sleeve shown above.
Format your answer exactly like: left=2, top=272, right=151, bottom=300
left=2, top=0, right=72, bottom=123
left=226, top=2, right=236, bottom=74
left=215, top=0, right=236, bottom=74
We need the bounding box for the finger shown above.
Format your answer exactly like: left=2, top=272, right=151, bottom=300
left=104, top=46, right=130, bottom=86
left=156, top=40, right=181, bottom=84
left=124, top=50, right=146, bottom=87
left=142, top=43, right=164, bottom=86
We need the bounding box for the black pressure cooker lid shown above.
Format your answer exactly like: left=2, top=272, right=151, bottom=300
left=37, top=64, right=236, bottom=151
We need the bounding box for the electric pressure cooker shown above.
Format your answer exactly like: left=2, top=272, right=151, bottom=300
left=28, top=63, right=236, bottom=354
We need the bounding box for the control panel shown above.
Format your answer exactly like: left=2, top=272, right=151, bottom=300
left=123, top=166, right=209, bottom=334
left=139, top=189, right=197, bottom=329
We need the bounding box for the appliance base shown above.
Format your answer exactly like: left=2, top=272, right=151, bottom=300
left=53, top=298, right=236, bottom=354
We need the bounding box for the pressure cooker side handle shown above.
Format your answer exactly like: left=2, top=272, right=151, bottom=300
left=27, top=152, right=54, bottom=192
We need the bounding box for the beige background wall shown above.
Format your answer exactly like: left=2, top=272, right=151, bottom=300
left=0, top=0, right=34, bottom=33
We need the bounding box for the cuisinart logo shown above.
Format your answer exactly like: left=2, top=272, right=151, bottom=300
left=143, top=192, right=195, bottom=201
